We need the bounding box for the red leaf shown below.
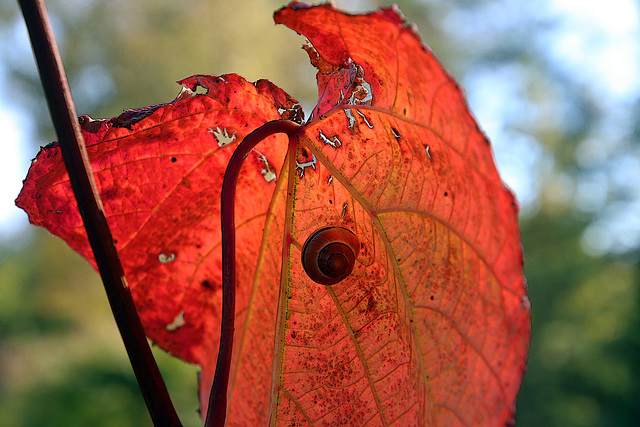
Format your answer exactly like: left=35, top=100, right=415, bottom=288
left=18, top=73, right=302, bottom=369
left=17, top=2, right=530, bottom=425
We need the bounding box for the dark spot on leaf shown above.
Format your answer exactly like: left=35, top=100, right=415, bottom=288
left=444, top=191, right=448, bottom=197
left=291, top=331, right=297, bottom=339
left=103, top=187, right=117, bottom=200
left=430, top=295, right=434, bottom=300
left=171, top=157, right=177, bottom=162
left=202, top=280, right=215, bottom=290
left=367, top=296, right=376, bottom=313
left=329, top=199, right=333, bottom=204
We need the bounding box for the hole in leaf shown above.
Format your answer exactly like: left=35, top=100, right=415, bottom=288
left=193, top=84, right=208, bottom=95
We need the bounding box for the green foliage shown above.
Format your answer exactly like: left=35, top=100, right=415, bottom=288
left=518, top=212, right=640, bottom=425
left=0, top=233, right=202, bottom=426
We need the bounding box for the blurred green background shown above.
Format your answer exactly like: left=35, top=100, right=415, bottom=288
left=1, top=0, right=639, bottom=425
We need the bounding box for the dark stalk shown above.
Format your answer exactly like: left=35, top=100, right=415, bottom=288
left=18, top=1, right=181, bottom=425
left=205, top=119, right=299, bottom=427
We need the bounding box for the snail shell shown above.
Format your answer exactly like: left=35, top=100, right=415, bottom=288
left=301, top=227, right=360, bottom=285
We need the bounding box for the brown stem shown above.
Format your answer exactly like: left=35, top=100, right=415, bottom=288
left=205, top=119, right=300, bottom=427
left=18, top=1, right=181, bottom=425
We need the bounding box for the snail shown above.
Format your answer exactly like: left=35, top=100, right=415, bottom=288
left=301, top=227, right=360, bottom=285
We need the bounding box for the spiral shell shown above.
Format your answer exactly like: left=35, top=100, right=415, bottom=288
left=301, top=227, right=360, bottom=285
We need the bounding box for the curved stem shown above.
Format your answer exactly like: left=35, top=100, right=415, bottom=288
left=18, top=1, right=182, bottom=426
left=205, top=119, right=300, bottom=427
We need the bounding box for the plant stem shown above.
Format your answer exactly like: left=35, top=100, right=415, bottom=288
left=18, top=1, right=181, bottom=425
left=206, top=119, right=300, bottom=427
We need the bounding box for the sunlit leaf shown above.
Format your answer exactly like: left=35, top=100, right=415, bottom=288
left=17, top=2, right=530, bottom=425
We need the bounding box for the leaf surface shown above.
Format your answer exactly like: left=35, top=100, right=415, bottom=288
left=17, top=2, right=530, bottom=425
